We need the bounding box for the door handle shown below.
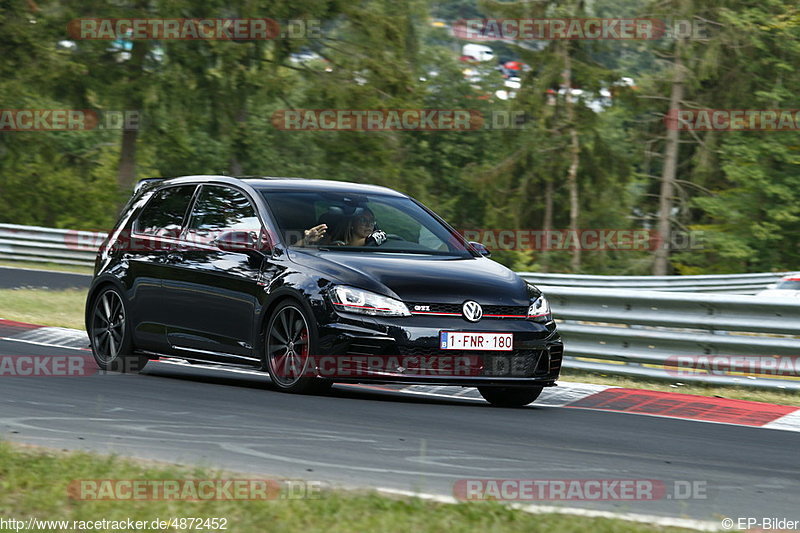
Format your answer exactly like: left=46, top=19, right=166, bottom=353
left=166, top=253, right=183, bottom=263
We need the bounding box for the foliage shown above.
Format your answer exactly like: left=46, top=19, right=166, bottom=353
left=1, top=0, right=798, bottom=273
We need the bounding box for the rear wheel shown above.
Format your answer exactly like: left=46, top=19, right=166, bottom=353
left=89, top=287, right=147, bottom=373
left=478, top=386, right=543, bottom=407
left=265, top=301, right=332, bottom=394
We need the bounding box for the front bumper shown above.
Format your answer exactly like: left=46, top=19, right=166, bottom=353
left=314, top=313, right=563, bottom=387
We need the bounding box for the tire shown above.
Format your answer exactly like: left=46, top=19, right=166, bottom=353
left=478, top=386, right=543, bottom=407
left=264, top=300, right=332, bottom=394
left=89, top=287, right=147, bottom=373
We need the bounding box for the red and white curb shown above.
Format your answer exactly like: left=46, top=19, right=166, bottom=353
left=0, top=319, right=90, bottom=350
left=398, top=383, right=800, bottom=432
left=396, top=382, right=610, bottom=406
left=763, top=409, right=800, bottom=431
left=562, top=386, right=800, bottom=430
left=2, top=318, right=799, bottom=433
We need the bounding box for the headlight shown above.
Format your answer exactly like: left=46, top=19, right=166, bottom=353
left=330, top=286, right=411, bottom=317
left=527, top=295, right=552, bottom=321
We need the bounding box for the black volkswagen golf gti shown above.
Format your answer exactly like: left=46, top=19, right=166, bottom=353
left=87, top=176, right=563, bottom=406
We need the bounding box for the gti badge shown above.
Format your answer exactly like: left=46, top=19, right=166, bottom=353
left=462, top=300, right=483, bottom=322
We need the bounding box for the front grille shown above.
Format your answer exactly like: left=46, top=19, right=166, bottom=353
left=396, top=345, right=546, bottom=377
left=397, top=345, right=449, bottom=357
left=407, top=302, right=528, bottom=319
left=484, top=305, right=529, bottom=318
left=346, top=341, right=387, bottom=356
left=548, top=344, right=564, bottom=374
left=481, top=351, right=541, bottom=377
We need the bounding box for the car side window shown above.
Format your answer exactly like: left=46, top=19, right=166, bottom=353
left=185, top=186, right=261, bottom=244
left=133, top=185, right=197, bottom=237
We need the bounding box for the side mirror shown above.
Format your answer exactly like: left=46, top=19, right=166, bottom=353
left=214, top=230, right=261, bottom=254
left=469, top=241, right=491, bottom=257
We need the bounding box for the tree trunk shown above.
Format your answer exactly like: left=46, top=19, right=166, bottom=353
left=118, top=129, right=138, bottom=191
left=562, top=45, right=581, bottom=272
left=653, top=38, right=686, bottom=275
left=540, top=177, right=554, bottom=272
left=117, top=41, right=148, bottom=192
left=228, top=107, right=248, bottom=176
left=228, top=156, right=243, bottom=177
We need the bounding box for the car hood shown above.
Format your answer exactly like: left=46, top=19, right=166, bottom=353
left=289, top=250, right=532, bottom=305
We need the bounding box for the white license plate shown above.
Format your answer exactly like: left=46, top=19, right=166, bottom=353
left=440, top=331, right=513, bottom=351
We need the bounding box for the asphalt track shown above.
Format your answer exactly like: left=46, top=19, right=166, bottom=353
left=1, top=265, right=798, bottom=526
left=1, top=339, right=798, bottom=524
left=0, top=265, right=91, bottom=289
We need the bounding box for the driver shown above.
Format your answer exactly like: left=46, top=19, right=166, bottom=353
left=300, top=207, right=386, bottom=247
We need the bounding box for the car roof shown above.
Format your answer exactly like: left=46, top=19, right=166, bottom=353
left=154, top=175, right=406, bottom=198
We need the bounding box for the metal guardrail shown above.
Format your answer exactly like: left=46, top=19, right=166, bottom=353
left=1, top=224, right=798, bottom=390
left=519, top=272, right=789, bottom=294
left=0, top=224, right=106, bottom=266
left=545, top=286, right=800, bottom=390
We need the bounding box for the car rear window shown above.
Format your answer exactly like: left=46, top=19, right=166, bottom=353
left=184, top=185, right=262, bottom=244
left=133, top=185, right=197, bottom=237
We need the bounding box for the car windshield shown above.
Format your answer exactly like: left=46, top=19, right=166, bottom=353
left=259, top=190, right=472, bottom=257
left=776, top=279, right=800, bottom=290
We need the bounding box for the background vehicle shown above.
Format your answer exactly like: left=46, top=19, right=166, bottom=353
left=756, top=273, right=800, bottom=299
left=462, top=43, right=494, bottom=62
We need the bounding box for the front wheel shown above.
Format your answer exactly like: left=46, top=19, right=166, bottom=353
left=478, top=386, right=543, bottom=407
left=265, top=300, right=332, bottom=394
left=89, top=287, right=147, bottom=373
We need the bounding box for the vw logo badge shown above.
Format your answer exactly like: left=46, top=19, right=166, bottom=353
left=462, top=301, right=483, bottom=322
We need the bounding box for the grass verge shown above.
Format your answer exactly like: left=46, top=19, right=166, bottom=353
left=0, top=441, right=698, bottom=533
left=0, top=288, right=86, bottom=330
left=0, top=259, right=93, bottom=274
